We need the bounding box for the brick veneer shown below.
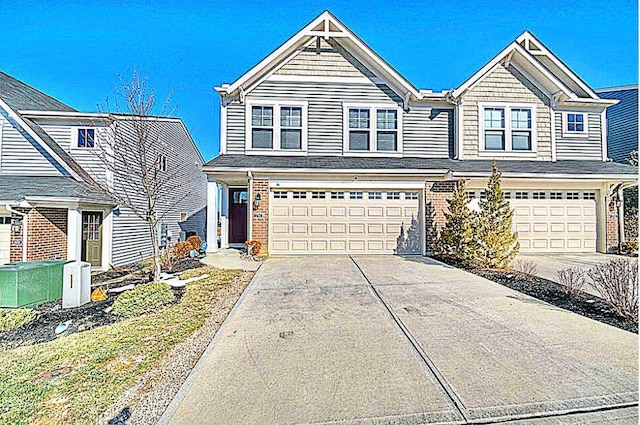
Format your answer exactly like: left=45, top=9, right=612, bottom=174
left=251, top=179, right=270, bottom=252
left=605, top=195, right=620, bottom=253
left=424, top=181, right=457, bottom=252
left=9, top=208, right=67, bottom=262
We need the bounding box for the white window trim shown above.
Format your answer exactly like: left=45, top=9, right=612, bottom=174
left=342, top=103, right=403, bottom=156
left=245, top=98, right=308, bottom=155
left=478, top=102, right=537, bottom=157
left=561, top=111, right=589, bottom=138
left=73, top=127, right=99, bottom=150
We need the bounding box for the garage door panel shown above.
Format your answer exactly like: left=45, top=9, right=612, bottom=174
left=270, top=190, right=422, bottom=255
left=511, top=199, right=596, bottom=253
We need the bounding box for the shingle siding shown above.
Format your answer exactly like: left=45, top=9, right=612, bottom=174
left=460, top=64, right=552, bottom=160
left=555, top=113, right=603, bottom=160
left=598, top=87, right=638, bottom=163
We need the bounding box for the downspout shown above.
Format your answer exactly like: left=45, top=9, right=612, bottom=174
left=5, top=205, right=27, bottom=262
left=247, top=170, right=253, bottom=242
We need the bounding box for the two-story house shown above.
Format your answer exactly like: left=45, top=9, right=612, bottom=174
left=596, top=85, right=638, bottom=164
left=203, top=11, right=637, bottom=257
left=0, top=72, right=207, bottom=270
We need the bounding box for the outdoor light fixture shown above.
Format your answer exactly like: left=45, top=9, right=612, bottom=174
left=254, top=193, right=261, bottom=208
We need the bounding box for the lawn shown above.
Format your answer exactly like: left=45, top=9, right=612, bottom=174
left=0, top=266, right=245, bottom=424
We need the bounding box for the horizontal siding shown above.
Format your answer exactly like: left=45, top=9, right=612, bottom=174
left=0, top=116, right=61, bottom=176
left=110, top=119, right=206, bottom=266
left=555, top=113, right=603, bottom=160
left=461, top=64, right=552, bottom=160
left=403, top=108, right=453, bottom=158
left=226, top=104, right=245, bottom=154
left=599, top=88, right=638, bottom=163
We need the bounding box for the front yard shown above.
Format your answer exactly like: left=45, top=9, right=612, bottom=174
left=0, top=264, right=252, bottom=424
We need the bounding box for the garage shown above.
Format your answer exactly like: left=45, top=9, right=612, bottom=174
left=269, top=189, right=422, bottom=255
left=0, top=215, right=11, bottom=265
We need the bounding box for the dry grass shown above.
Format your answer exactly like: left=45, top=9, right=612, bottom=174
left=511, top=259, right=538, bottom=275
left=0, top=267, right=243, bottom=425
left=0, top=309, right=36, bottom=333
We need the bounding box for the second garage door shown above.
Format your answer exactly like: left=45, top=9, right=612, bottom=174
left=270, top=189, right=422, bottom=255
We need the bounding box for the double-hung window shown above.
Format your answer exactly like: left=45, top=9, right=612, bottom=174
left=562, top=112, right=587, bottom=137
left=77, top=128, right=95, bottom=148
left=344, top=104, right=402, bottom=153
left=480, top=103, right=535, bottom=153
left=246, top=100, right=307, bottom=153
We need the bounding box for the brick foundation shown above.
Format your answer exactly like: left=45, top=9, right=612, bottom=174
left=251, top=179, right=270, bottom=253
left=425, top=181, right=457, bottom=252
left=10, top=208, right=68, bottom=262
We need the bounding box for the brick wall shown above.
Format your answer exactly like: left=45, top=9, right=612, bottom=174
left=9, top=211, right=24, bottom=263
left=425, top=181, right=456, bottom=252
left=251, top=180, right=270, bottom=253
left=605, top=195, right=620, bottom=253
left=15, top=208, right=68, bottom=261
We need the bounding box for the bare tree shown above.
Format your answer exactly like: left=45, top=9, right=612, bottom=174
left=88, top=71, right=192, bottom=281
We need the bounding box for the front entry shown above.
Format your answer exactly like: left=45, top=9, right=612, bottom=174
left=229, top=189, right=248, bottom=244
left=81, top=211, right=103, bottom=267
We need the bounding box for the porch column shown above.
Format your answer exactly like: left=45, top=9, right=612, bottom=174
left=206, top=179, right=219, bottom=253
left=220, top=183, right=230, bottom=248
left=67, top=207, right=83, bottom=261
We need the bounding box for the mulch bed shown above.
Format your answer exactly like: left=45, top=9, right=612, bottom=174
left=0, top=260, right=204, bottom=351
left=469, top=267, right=638, bottom=334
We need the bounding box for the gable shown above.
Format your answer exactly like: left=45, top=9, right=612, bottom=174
left=465, top=63, right=549, bottom=105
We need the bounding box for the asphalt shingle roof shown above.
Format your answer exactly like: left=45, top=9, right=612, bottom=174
left=204, top=154, right=638, bottom=176
left=0, top=176, right=113, bottom=204
left=0, top=72, right=76, bottom=112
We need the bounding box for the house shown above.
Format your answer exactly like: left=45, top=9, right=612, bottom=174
left=596, top=85, right=638, bottom=164
left=0, top=72, right=207, bottom=270
left=203, top=11, right=637, bottom=256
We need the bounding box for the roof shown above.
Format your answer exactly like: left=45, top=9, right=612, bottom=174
left=596, top=84, right=638, bottom=93
left=204, top=154, right=638, bottom=178
left=0, top=72, right=76, bottom=112
left=0, top=176, right=113, bottom=204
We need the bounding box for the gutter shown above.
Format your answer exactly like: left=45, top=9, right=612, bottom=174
left=452, top=172, right=638, bottom=181
left=5, top=205, right=27, bottom=262
left=202, top=166, right=451, bottom=176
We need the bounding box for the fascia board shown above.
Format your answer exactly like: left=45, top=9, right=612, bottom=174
left=202, top=166, right=450, bottom=176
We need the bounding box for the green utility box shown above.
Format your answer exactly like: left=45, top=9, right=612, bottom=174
left=0, top=260, right=66, bottom=308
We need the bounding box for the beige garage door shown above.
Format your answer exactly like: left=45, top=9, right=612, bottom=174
left=511, top=200, right=596, bottom=252
left=270, top=190, right=422, bottom=255
left=0, top=216, right=11, bottom=265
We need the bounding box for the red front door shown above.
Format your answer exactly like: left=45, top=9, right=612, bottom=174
left=229, top=189, right=248, bottom=244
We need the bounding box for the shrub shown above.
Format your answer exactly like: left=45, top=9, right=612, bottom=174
left=434, top=179, right=479, bottom=267
left=246, top=240, right=262, bottom=256
left=476, top=162, right=519, bottom=269
left=511, top=259, right=538, bottom=275
left=620, top=241, right=638, bottom=256
left=186, top=235, right=203, bottom=251
left=0, top=309, right=35, bottom=332
left=160, top=247, right=175, bottom=270
left=556, top=268, right=586, bottom=294
left=587, top=259, right=638, bottom=321
left=112, top=282, right=175, bottom=318
left=173, top=241, right=191, bottom=259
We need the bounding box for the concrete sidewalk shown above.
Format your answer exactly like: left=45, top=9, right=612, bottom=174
left=160, top=256, right=638, bottom=425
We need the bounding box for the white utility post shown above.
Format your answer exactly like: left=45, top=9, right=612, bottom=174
left=67, top=207, right=83, bottom=261
left=206, top=179, right=219, bottom=253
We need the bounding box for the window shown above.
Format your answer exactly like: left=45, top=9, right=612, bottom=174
left=77, top=128, right=95, bottom=148
left=405, top=192, right=419, bottom=200
left=550, top=192, right=562, bottom=200
left=480, top=190, right=487, bottom=200
left=251, top=106, right=273, bottom=149
left=583, top=192, right=596, bottom=200
left=564, top=112, right=587, bottom=135
left=180, top=212, right=187, bottom=222
left=350, top=191, right=363, bottom=200
left=344, top=105, right=402, bottom=153
left=515, top=192, right=529, bottom=200
left=0, top=217, right=11, bottom=224
left=466, top=191, right=476, bottom=199
left=311, top=191, right=326, bottom=199
left=368, top=192, right=382, bottom=200
left=157, top=154, right=167, bottom=172
left=532, top=192, right=546, bottom=199
left=331, top=191, right=344, bottom=200
left=292, top=191, right=307, bottom=199
left=273, top=191, right=288, bottom=199
left=387, top=192, right=400, bottom=200
left=480, top=104, right=535, bottom=152
left=566, top=192, right=579, bottom=200
left=280, top=107, right=302, bottom=149
left=503, top=192, right=511, bottom=199
left=247, top=101, right=307, bottom=152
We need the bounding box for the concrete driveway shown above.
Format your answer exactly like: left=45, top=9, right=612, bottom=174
left=516, top=253, right=630, bottom=296
left=159, top=256, right=638, bottom=425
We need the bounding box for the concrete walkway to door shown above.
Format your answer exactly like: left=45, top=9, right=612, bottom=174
left=159, top=256, right=638, bottom=425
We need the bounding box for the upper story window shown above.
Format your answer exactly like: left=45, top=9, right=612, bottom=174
left=479, top=103, right=536, bottom=154
left=343, top=104, right=402, bottom=154
left=157, top=154, right=167, bottom=172
left=77, top=128, right=95, bottom=148
left=246, top=100, right=308, bottom=153
left=562, top=112, right=588, bottom=137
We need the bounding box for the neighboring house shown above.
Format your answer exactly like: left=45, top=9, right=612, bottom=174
left=596, top=85, right=638, bottom=164
left=203, top=11, right=637, bottom=256
left=0, top=72, right=207, bottom=269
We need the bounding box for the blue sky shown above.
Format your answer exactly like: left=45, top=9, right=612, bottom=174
left=1, top=1, right=636, bottom=161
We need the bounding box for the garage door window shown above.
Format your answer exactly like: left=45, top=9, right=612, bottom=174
left=532, top=192, right=546, bottom=199
left=311, top=191, right=326, bottom=199
left=350, top=191, right=363, bottom=200
left=387, top=192, right=400, bottom=200
left=273, top=191, right=288, bottom=199
left=368, top=192, right=382, bottom=200
left=293, top=191, right=307, bottom=199
left=583, top=192, right=596, bottom=200
left=331, top=191, right=344, bottom=199
left=515, top=192, right=528, bottom=199
left=405, top=192, right=419, bottom=200
left=566, top=192, right=579, bottom=200
left=550, top=192, right=562, bottom=200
